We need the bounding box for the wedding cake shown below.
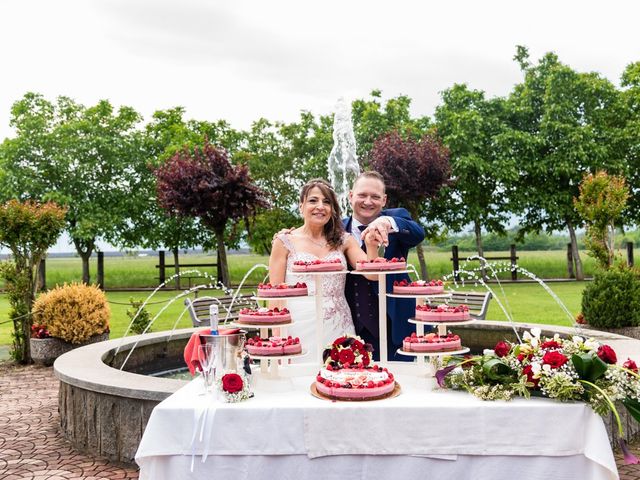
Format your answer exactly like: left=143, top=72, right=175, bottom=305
left=237, top=307, right=292, bottom=325
left=257, top=282, right=308, bottom=297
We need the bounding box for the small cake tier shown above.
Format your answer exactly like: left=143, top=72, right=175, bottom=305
left=393, top=279, right=444, bottom=295
left=402, top=332, right=461, bottom=352
left=291, top=259, right=344, bottom=272
left=257, top=282, right=308, bottom=297
left=356, top=256, right=406, bottom=271
left=246, top=336, right=301, bottom=356
left=315, top=365, right=395, bottom=400
left=415, top=304, right=470, bottom=322
left=237, top=307, right=292, bottom=325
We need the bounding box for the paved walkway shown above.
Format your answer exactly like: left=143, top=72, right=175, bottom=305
left=0, top=361, right=639, bottom=479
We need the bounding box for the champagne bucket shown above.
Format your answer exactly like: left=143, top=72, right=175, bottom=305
left=200, top=331, right=247, bottom=374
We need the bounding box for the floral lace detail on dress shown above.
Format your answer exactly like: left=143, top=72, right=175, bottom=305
left=276, top=233, right=355, bottom=337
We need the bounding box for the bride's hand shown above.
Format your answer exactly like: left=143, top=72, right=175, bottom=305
left=272, top=227, right=295, bottom=243
left=363, top=230, right=383, bottom=249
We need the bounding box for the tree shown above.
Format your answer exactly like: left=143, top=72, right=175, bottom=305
left=367, top=130, right=451, bottom=278
left=155, top=141, right=270, bottom=286
left=0, top=200, right=66, bottom=362
left=504, top=47, right=627, bottom=280
left=574, top=171, right=629, bottom=269
left=0, top=93, right=145, bottom=283
left=434, top=84, right=515, bottom=263
left=620, top=62, right=640, bottom=226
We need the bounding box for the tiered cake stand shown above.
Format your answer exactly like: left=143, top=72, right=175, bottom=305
left=390, top=292, right=474, bottom=376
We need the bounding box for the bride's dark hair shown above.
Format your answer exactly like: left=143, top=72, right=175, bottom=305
left=299, top=178, right=345, bottom=249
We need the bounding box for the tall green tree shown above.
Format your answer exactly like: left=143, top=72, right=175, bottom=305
left=0, top=93, right=145, bottom=283
left=434, top=84, right=514, bottom=260
left=504, top=47, right=627, bottom=280
left=620, top=62, right=640, bottom=226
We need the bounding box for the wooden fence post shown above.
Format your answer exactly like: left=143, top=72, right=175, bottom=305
left=567, top=243, right=575, bottom=279
left=97, top=252, right=104, bottom=290
left=627, top=241, right=634, bottom=267
left=510, top=244, right=517, bottom=281
left=158, top=250, right=166, bottom=285
left=38, top=258, right=46, bottom=291
left=451, top=245, right=460, bottom=282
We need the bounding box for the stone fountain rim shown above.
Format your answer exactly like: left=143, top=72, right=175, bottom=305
left=53, top=327, right=194, bottom=402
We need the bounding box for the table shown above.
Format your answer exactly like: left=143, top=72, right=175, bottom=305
left=135, top=372, right=618, bottom=480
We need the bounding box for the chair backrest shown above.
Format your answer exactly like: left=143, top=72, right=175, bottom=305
left=438, top=291, right=493, bottom=320
left=184, top=294, right=257, bottom=327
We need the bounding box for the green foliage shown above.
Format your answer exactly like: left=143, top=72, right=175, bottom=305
left=574, top=171, right=629, bottom=268
left=581, top=265, right=640, bottom=328
left=571, top=353, right=607, bottom=382
left=33, top=283, right=110, bottom=344
left=126, top=298, right=152, bottom=335
left=0, top=200, right=67, bottom=362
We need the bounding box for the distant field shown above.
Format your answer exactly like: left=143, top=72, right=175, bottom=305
left=0, top=280, right=587, bottom=347
left=0, top=248, right=619, bottom=290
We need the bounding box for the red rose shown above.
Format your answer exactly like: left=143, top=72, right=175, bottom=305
left=330, top=348, right=340, bottom=361
left=362, top=354, right=370, bottom=366
left=339, top=349, right=355, bottom=365
left=597, top=345, right=617, bottom=365
left=540, top=340, right=561, bottom=350
left=542, top=350, right=568, bottom=369
left=333, top=337, right=346, bottom=346
left=494, top=341, right=510, bottom=357
left=221, top=373, right=244, bottom=393
left=522, top=365, right=539, bottom=387
left=623, top=358, right=638, bottom=373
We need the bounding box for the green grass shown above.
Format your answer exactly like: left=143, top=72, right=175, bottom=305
left=1, top=248, right=617, bottom=290
left=0, top=279, right=587, bottom=347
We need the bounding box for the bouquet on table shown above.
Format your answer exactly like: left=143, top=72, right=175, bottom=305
left=437, top=328, right=640, bottom=464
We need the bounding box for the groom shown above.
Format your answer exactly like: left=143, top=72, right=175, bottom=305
left=343, top=171, right=425, bottom=361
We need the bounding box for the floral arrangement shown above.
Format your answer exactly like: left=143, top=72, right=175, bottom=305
left=322, top=334, right=373, bottom=369
left=437, top=328, right=640, bottom=464
left=217, top=371, right=251, bottom=403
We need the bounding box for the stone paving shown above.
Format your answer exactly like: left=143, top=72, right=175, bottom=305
left=0, top=360, right=639, bottom=479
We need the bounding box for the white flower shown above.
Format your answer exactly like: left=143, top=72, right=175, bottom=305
left=572, top=336, right=584, bottom=345
left=584, top=339, right=599, bottom=351
left=483, top=349, right=495, bottom=356
left=531, top=327, right=542, bottom=339
left=531, top=362, right=542, bottom=376
left=523, top=331, right=532, bottom=342
left=553, top=333, right=561, bottom=342
left=543, top=364, right=552, bottom=373
left=531, top=337, right=539, bottom=349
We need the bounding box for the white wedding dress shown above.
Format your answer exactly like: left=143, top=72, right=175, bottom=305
left=276, top=233, right=355, bottom=361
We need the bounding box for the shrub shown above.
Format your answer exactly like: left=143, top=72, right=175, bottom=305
left=33, top=283, right=110, bottom=344
left=581, top=265, right=640, bottom=328
left=126, top=298, right=152, bottom=334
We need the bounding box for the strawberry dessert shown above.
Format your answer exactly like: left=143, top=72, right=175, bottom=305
left=355, top=256, right=407, bottom=271
left=415, top=304, right=470, bottom=322
left=291, top=258, right=345, bottom=272
left=246, top=335, right=302, bottom=356
left=315, top=335, right=395, bottom=401
left=393, top=279, right=445, bottom=295
left=237, top=307, right=292, bottom=325
left=402, top=332, right=462, bottom=353
left=257, top=282, right=308, bottom=297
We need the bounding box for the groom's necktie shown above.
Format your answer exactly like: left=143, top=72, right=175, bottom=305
left=357, top=225, right=367, bottom=252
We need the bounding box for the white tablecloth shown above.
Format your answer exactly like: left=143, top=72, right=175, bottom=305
left=136, top=372, right=618, bottom=480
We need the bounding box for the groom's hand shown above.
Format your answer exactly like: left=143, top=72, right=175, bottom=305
left=272, top=227, right=295, bottom=243
left=361, top=218, right=392, bottom=247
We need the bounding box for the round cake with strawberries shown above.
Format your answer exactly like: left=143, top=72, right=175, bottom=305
left=315, top=335, right=395, bottom=401
left=356, top=256, right=406, bottom=271
left=237, top=307, right=292, bottom=325
left=291, top=258, right=344, bottom=272
left=257, top=282, right=308, bottom=297
left=393, top=279, right=445, bottom=295
left=415, top=304, right=470, bottom=322
left=402, top=332, right=462, bottom=352
left=246, top=336, right=301, bottom=356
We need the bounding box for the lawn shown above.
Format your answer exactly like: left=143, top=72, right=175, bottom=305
left=0, top=248, right=617, bottom=290
left=0, top=280, right=587, bottom=347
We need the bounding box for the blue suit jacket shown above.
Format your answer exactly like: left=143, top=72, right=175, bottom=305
left=343, top=208, right=425, bottom=346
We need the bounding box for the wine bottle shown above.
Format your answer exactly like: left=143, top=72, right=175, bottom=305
left=209, top=304, right=219, bottom=335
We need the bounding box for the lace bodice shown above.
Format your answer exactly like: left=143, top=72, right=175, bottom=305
left=276, top=233, right=354, bottom=340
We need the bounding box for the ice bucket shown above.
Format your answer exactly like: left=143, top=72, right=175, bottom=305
left=200, top=331, right=247, bottom=375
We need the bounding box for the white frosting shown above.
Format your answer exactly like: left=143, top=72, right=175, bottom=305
left=319, top=368, right=388, bottom=384
left=257, top=307, right=270, bottom=313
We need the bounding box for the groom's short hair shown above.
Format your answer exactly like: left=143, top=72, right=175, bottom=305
left=353, top=171, right=386, bottom=193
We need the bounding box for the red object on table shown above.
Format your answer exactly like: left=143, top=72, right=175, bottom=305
left=183, top=328, right=240, bottom=375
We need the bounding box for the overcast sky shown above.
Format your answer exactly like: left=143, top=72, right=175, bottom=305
left=1, top=0, right=639, bottom=252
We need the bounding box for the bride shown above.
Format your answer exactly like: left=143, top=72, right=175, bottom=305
left=268, top=178, right=379, bottom=359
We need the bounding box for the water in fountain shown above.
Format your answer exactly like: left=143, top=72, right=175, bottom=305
left=115, top=265, right=269, bottom=370
left=327, top=97, right=360, bottom=214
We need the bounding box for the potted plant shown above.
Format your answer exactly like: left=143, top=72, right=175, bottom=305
left=30, top=283, right=111, bottom=365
